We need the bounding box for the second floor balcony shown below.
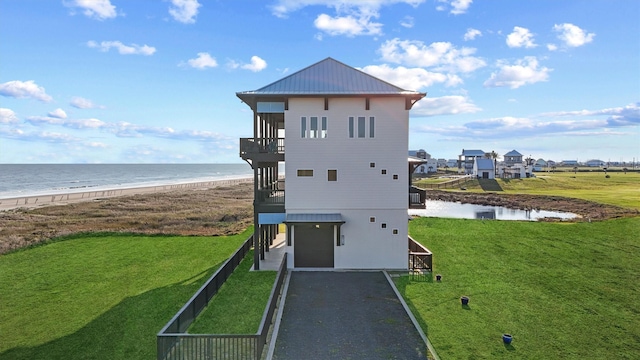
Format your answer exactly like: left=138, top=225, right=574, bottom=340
left=240, top=138, right=285, bottom=163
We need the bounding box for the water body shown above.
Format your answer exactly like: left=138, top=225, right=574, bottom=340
left=0, top=164, right=253, bottom=198
left=409, top=200, right=578, bottom=221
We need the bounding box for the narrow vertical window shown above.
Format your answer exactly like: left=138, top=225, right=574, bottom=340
left=321, top=117, right=327, bottom=138
left=348, top=117, right=354, bottom=138
left=301, top=117, right=307, bottom=138
left=358, top=116, right=365, bottom=138
left=310, top=117, right=318, bottom=138
left=328, top=169, right=337, bottom=181
left=369, top=117, right=375, bottom=138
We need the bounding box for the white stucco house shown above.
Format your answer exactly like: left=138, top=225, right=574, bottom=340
left=237, top=58, right=426, bottom=270
left=473, top=158, right=495, bottom=179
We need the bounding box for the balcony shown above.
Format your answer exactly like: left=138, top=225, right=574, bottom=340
left=255, top=180, right=285, bottom=213
left=409, top=185, right=426, bottom=209
left=240, top=138, right=284, bottom=163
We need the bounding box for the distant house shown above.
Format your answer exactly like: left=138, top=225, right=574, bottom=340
left=561, top=160, right=579, bottom=167
left=446, top=159, right=458, bottom=168
left=533, top=158, right=547, bottom=172
left=237, top=57, right=426, bottom=270
left=436, top=158, right=447, bottom=168
left=585, top=159, right=605, bottom=167
left=459, top=149, right=485, bottom=174
left=473, top=158, right=495, bottom=179
left=504, top=150, right=523, bottom=166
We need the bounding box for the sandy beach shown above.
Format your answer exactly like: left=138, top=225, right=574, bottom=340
left=0, top=177, right=252, bottom=211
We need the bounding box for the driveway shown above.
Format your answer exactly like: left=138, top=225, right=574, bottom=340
left=271, top=271, right=427, bottom=360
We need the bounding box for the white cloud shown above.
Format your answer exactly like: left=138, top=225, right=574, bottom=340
left=436, top=0, right=472, bottom=14
left=553, top=23, right=595, bottom=47
left=360, top=64, right=462, bottom=90
left=400, top=16, right=414, bottom=28
left=314, top=13, right=383, bottom=36
left=186, top=52, right=218, bottom=69
left=229, top=56, right=267, bottom=72
left=169, top=0, right=201, bottom=24
left=64, top=0, right=117, bottom=20
left=0, top=80, right=53, bottom=102
left=25, top=116, right=107, bottom=129
left=484, top=56, right=551, bottom=89
left=546, top=43, right=558, bottom=51
left=0, top=108, right=19, bottom=124
left=463, top=28, right=481, bottom=41
left=70, top=96, right=103, bottom=109
left=48, top=108, right=68, bottom=119
left=270, top=0, right=426, bottom=18
left=412, top=95, right=481, bottom=116
left=87, top=41, right=156, bottom=56
left=506, top=26, right=537, bottom=48
left=542, top=102, right=640, bottom=127
left=379, top=38, right=486, bottom=73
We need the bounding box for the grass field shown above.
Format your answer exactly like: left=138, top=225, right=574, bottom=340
left=0, top=229, right=251, bottom=360
left=415, top=171, right=640, bottom=210
left=399, top=217, right=640, bottom=359
left=189, top=250, right=277, bottom=334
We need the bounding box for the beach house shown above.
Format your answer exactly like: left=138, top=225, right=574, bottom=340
left=237, top=58, right=426, bottom=270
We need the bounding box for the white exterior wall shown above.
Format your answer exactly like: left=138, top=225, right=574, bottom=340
left=284, top=97, right=409, bottom=269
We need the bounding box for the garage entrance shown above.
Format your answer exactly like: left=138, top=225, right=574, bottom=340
left=294, top=224, right=334, bottom=268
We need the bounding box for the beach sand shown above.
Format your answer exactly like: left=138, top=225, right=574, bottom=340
left=0, top=178, right=255, bottom=254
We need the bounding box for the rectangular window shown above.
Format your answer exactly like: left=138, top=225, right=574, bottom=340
left=328, top=169, right=337, bottom=181
left=369, top=117, right=375, bottom=138
left=301, top=117, right=307, bottom=138
left=348, top=117, right=354, bottom=138
left=297, top=169, right=313, bottom=177
left=321, top=117, right=327, bottom=138
left=358, top=116, right=365, bottom=138
left=310, top=117, right=318, bottom=138
left=369, top=217, right=376, bottom=222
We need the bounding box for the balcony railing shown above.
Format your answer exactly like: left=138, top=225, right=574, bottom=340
left=239, top=138, right=284, bottom=158
left=408, top=236, right=432, bottom=271
left=409, top=186, right=426, bottom=209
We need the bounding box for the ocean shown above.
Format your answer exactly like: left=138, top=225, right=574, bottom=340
left=0, top=164, right=253, bottom=199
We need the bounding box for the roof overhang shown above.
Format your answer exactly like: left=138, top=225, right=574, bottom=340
left=284, top=213, right=345, bottom=224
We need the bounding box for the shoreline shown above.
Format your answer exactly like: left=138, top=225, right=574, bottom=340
left=0, top=177, right=253, bottom=212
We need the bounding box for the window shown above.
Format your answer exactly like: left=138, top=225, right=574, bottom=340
left=393, top=174, right=398, bottom=180
left=358, top=116, right=365, bottom=138
left=349, top=117, right=354, bottom=138
left=370, top=162, right=375, bottom=168
left=297, top=169, right=313, bottom=177
left=310, top=117, right=318, bottom=138
left=381, top=169, right=387, bottom=175
left=301, top=117, right=307, bottom=138
left=328, top=169, right=337, bottom=181
left=369, top=217, right=376, bottom=223
left=393, top=229, right=398, bottom=235
left=321, top=117, right=327, bottom=138
left=381, top=223, right=387, bottom=229
left=369, top=117, right=375, bottom=138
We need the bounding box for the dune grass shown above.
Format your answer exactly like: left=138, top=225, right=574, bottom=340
left=188, top=249, right=277, bottom=334
left=0, top=228, right=251, bottom=360
left=398, top=217, right=640, bottom=359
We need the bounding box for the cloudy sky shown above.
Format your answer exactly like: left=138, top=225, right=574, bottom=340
left=1, top=0, right=638, bottom=163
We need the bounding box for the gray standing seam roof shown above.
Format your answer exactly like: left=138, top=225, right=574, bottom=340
left=285, top=213, right=344, bottom=223
left=237, top=57, right=424, bottom=97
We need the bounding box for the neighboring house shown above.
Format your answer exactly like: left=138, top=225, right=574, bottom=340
left=446, top=159, right=458, bottom=168
left=586, top=159, right=605, bottom=167
left=458, top=149, right=485, bottom=174
left=504, top=150, right=523, bottom=166
left=561, top=160, right=578, bottom=167
left=534, top=158, right=547, bottom=172
left=473, top=158, right=495, bottom=179
left=237, top=58, right=426, bottom=270
left=437, top=158, right=447, bottom=168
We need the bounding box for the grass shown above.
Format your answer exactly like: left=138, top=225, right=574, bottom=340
left=0, top=228, right=252, bottom=360
left=398, top=217, right=640, bottom=359
left=414, top=171, right=640, bottom=210
left=188, top=250, right=277, bottom=334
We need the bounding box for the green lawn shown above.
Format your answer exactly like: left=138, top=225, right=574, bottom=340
left=415, top=171, right=640, bottom=210
left=0, top=229, right=251, bottom=360
left=399, top=217, right=640, bottom=359
left=188, top=249, right=277, bottom=334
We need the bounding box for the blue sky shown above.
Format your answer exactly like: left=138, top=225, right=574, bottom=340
left=1, top=0, right=638, bottom=164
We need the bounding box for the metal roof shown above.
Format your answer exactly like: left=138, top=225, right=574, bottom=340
left=504, top=150, right=523, bottom=156
left=461, top=149, right=485, bottom=157
left=285, top=213, right=344, bottom=223
left=475, top=158, right=495, bottom=170
left=236, top=57, right=425, bottom=103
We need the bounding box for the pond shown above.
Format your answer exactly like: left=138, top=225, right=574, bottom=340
left=408, top=200, right=578, bottom=221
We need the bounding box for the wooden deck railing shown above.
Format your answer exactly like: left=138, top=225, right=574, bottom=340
left=409, top=236, right=432, bottom=271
